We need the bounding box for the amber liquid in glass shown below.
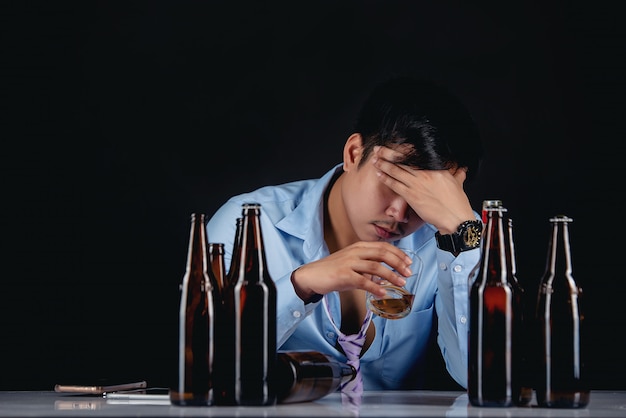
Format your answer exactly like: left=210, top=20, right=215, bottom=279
left=369, top=292, right=415, bottom=319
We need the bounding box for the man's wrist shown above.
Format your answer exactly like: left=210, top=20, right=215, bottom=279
left=305, top=293, right=323, bottom=304
left=435, top=219, right=483, bottom=256
left=290, top=267, right=322, bottom=304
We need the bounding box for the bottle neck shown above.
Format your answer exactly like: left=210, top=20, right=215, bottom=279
left=226, top=218, right=243, bottom=286
left=480, top=208, right=514, bottom=284
left=185, top=213, right=209, bottom=285
left=481, top=199, right=503, bottom=224
left=208, top=242, right=225, bottom=292
left=544, top=216, right=576, bottom=289
left=235, top=204, right=268, bottom=283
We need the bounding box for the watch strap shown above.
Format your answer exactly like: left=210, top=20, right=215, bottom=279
left=435, top=219, right=482, bottom=255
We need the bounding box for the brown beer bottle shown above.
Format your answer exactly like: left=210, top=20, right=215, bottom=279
left=487, top=199, right=532, bottom=405
left=506, top=216, right=533, bottom=406
left=481, top=199, right=502, bottom=224
left=208, top=242, right=226, bottom=295
left=170, top=213, right=221, bottom=406
left=225, top=217, right=243, bottom=288
left=216, top=203, right=277, bottom=406
left=213, top=219, right=242, bottom=404
left=535, top=215, right=589, bottom=408
left=469, top=206, right=523, bottom=407
left=275, top=351, right=356, bottom=404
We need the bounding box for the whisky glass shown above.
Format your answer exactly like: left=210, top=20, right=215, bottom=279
left=365, top=249, right=423, bottom=320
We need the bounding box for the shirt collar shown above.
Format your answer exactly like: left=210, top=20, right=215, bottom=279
left=275, top=163, right=343, bottom=259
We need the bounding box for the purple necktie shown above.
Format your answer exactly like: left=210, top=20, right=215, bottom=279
left=323, top=294, right=373, bottom=394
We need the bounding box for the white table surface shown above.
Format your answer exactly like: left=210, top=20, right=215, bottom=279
left=0, top=390, right=621, bottom=417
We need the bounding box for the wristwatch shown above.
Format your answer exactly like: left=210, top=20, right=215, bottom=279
left=435, top=220, right=483, bottom=256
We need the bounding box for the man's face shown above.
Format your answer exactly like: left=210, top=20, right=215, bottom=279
left=341, top=149, right=425, bottom=243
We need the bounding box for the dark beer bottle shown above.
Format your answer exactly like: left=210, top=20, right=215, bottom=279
left=478, top=200, right=531, bottom=405
left=535, top=215, right=589, bottom=408
left=213, top=219, right=242, bottom=404
left=208, top=242, right=226, bottom=295
left=469, top=206, right=522, bottom=407
left=275, top=351, right=356, bottom=404
left=170, top=213, right=220, bottom=406
left=225, top=217, right=243, bottom=288
left=506, top=216, right=533, bottom=406
left=216, top=203, right=277, bottom=406
left=481, top=199, right=502, bottom=224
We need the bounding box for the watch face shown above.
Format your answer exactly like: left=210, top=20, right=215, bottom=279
left=463, top=225, right=482, bottom=247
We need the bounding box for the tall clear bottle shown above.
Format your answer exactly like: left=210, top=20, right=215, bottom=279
left=469, top=206, right=523, bottom=407
left=215, top=203, right=277, bottom=406
left=535, top=215, right=589, bottom=408
left=170, top=213, right=220, bottom=406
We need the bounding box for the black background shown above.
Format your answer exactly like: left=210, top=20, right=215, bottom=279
left=1, top=1, right=624, bottom=390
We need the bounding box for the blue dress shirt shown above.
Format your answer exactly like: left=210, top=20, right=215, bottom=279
left=207, top=163, right=481, bottom=390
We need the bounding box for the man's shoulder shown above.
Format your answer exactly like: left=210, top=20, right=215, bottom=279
left=213, top=165, right=342, bottom=229
left=225, top=178, right=318, bottom=207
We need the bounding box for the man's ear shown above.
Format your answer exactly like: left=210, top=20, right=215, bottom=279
left=342, top=133, right=363, bottom=172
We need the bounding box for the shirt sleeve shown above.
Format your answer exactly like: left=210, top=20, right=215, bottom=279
left=434, top=247, right=480, bottom=389
left=274, top=271, right=321, bottom=347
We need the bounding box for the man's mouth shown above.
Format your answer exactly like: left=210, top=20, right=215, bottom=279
left=374, top=224, right=401, bottom=240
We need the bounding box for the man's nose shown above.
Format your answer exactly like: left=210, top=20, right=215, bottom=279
left=386, top=198, right=410, bottom=223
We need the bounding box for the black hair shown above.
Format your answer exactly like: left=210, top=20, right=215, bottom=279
left=354, top=76, right=483, bottom=182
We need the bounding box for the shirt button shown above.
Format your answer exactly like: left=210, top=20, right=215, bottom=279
left=460, top=315, right=467, bottom=324
left=292, top=310, right=301, bottom=318
left=453, top=265, right=462, bottom=273
left=439, top=262, right=448, bottom=271
left=327, top=332, right=335, bottom=339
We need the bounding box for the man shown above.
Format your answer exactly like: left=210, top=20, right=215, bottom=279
left=207, top=76, right=484, bottom=390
